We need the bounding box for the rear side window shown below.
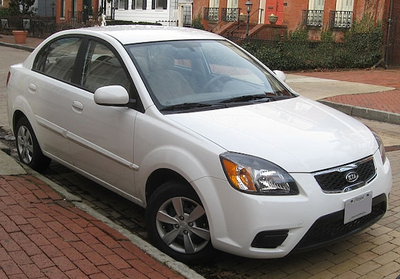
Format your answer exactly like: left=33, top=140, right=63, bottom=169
left=33, top=37, right=82, bottom=83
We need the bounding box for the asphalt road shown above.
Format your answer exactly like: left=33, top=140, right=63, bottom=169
left=1, top=46, right=400, bottom=278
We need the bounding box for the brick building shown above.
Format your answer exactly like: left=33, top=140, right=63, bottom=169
left=55, top=0, right=99, bottom=25
left=195, top=0, right=399, bottom=66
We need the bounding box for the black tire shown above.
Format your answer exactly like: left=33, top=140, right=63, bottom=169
left=145, top=181, right=214, bottom=264
left=15, top=117, right=51, bottom=173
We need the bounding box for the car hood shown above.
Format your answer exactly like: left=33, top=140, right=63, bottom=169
left=166, top=97, right=377, bottom=173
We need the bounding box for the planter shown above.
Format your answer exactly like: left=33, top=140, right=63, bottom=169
left=268, top=14, right=278, bottom=25
left=239, top=14, right=247, bottom=22
left=12, top=30, right=28, bottom=44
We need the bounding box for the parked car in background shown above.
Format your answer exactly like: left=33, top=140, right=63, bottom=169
left=7, top=25, right=392, bottom=263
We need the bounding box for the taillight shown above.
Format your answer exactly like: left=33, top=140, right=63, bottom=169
left=6, top=71, right=11, bottom=87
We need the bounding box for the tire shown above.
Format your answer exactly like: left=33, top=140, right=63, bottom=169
left=15, top=117, right=51, bottom=173
left=145, top=181, right=214, bottom=264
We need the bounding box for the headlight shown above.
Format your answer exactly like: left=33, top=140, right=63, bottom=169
left=372, top=130, right=386, bottom=165
left=220, top=152, right=299, bottom=195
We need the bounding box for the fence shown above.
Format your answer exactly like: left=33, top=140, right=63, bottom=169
left=0, top=15, right=100, bottom=38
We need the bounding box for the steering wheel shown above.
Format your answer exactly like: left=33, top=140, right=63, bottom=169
left=204, top=75, right=231, bottom=92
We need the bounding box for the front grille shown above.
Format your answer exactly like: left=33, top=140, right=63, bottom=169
left=314, top=156, right=376, bottom=193
left=293, top=194, right=386, bottom=253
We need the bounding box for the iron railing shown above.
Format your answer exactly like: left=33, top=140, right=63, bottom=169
left=329, top=10, right=352, bottom=29
left=302, top=10, right=323, bottom=27
left=204, top=7, right=219, bottom=21
left=221, top=8, right=240, bottom=22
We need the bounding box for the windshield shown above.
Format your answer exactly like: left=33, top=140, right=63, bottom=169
left=126, top=40, right=294, bottom=112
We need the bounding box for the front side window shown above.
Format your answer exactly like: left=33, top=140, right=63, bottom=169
left=81, top=40, right=131, bottom=94
left=126, top=40, right=293, bottom=112
left=33, top=37, right=82, bottom=83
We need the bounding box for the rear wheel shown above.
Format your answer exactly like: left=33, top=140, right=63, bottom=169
left=15, top=117, right=51, bottom=172
left=145, top=181, right=214, bottom=263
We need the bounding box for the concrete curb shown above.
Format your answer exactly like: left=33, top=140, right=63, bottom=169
left=319, top=100, right=400, bottom=125
left=0, top=41, right=35, bottom=52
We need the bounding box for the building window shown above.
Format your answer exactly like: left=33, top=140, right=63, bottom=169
left=118, top=0, right=128, bottom=9
left=60, top=0, right=65, bottom=17
left=135, top=0, right=146, bottom=10
left=204, top=0, right=219, bottom=21
left=152, top=0, right=167, bottom=9
left=303, top=10, right=323, bottom=27
left=303, top=0, right=324, bottom=27
left=330, top=0, right=353, bottom=28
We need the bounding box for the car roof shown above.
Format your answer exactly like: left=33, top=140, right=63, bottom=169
left=58, top=25, right=225, bottom=45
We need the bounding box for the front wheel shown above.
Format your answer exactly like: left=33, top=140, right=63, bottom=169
left=15, top=117, right=51, bottom=172
left=145, top=181, right=214, bottom=264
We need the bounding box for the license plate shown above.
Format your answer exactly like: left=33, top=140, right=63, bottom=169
left=344, top=191, right=372, bottom=224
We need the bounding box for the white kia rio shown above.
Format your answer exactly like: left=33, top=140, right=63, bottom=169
left=7, top=25, right=392, bottom=263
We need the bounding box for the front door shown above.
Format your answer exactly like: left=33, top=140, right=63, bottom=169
left=67, top=39, right=138, bottom=197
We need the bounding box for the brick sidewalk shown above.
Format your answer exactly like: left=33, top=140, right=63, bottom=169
left=0, top=175, right=183, bottom=278
left=296, top=69, right=400, bottom=115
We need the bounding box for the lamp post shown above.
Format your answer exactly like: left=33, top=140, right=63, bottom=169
left=245, top=0, right=253, bottom=40
left=51, top=2, right=55, bottom=18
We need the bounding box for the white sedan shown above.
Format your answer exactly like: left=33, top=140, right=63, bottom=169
left=7, top=25, right=392, bottom=263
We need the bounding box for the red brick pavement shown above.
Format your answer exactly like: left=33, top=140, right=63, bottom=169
left=296, top=69, right=400, bottom=114
left=0, top=175, right=183, bottom=279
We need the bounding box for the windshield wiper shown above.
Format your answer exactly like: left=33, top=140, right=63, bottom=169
left=160, top=102, right=214, bottom=112
left=219, top=94, right=272, bottom=104
left=220, top=94, right=294, bottom=104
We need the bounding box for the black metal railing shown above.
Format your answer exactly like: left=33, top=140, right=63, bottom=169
left=329, top=10, right=352, bottom=29
left=222, top=8, right=239, bottom=22
left=204, top=7, right=219, bottom=21
left=227, top=8, right=262, bottom=40
left=302, top=10, right=323, bottom=27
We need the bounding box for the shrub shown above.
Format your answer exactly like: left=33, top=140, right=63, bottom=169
left=242, top=16, right=383, bottom=70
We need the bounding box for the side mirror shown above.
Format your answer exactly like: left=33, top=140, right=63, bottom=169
left=273, top=70, right=286, bottom=82
left=94, top=85, right=129, bottom=106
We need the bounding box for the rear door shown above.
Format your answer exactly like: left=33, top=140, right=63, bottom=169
left=31, top=36, right=83, bottom=164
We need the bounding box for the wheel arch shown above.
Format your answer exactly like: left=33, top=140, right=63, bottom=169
left=12, top=110, right=27, bottom=134
left=145, top=168, right=191, bottom=203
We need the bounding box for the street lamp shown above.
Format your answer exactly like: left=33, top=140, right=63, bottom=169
left=51, top=2, right=55, bottom=18
left=245, top=0, right=253, bottom=40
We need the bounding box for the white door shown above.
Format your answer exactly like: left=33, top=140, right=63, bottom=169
left=67, top=39, right=138, bottom=196
left=31, top=37, right=83, bottom=164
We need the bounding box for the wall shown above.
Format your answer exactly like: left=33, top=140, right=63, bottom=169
left=388, top=0, right=399, bottom=66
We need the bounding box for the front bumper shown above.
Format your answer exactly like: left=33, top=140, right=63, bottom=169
left=194, top=152, right=392, bottom=259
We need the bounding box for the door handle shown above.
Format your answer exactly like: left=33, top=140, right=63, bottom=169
left=72, top=101, right=84, bottom=113
left=28, top=83, right=36, bottom=93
